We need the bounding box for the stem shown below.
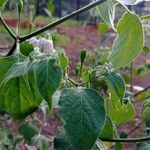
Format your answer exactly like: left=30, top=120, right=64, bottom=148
left=132, top=85, right=150, bottom=98
left=0, top=16, right=16, bottom=40
left=67, top=76, right=79, bottom=87
left=100, top=136, right=150, bottom=143
left=20, top=0, right=107, bottom=42
left=127, top=121, right=143, bottom=136
left=130, top=62, right=133, bottom=92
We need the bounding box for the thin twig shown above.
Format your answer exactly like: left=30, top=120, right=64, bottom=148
left=20, top=0, right=107, bottom=42
left=100, top=136, right=150, bottom=143
left=132, top=85, right=150, bottom=98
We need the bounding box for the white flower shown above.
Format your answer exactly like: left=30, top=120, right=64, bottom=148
left=28, top=37, right=54, bottom=53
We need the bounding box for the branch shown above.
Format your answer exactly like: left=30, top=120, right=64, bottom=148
left=0, top=16, right=16, bottom=40
left=100, top=136, right=150, bottom=143
left=132, top=85, right=150, bottom=98
left=7, top=42, right=16, bottom=56
left=20, top=0, right=107, bottom=42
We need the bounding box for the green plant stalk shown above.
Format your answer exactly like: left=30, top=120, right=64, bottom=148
left=19, top=0, right=107, bottom=42
left=100, top=136, right=150, bottom=143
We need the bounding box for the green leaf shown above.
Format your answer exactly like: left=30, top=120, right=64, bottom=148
left=98, top=23, right=109, bottom=34
left=59, top=88, right=106, bottom=150
left=0, top=55, right=18, bottom=81
left=117, top=0, right=137, bottom=5
left=34, top=58, right=62, bottom=109
left=115, top=142, right=123, bottom=150
left=19, top=122, right=38, bottom=143
left=142, top=98, right=150, bottom=127
left=0, top=72, right=42, bottom=119
left=104, top=70, right=125, bottom=106
left=2, top=59, right=33, bottom=83
left=54, top=129, right=74, bottom=150
left=20, top=41, right=34, bottom=56
left=97, top=0, right=115, bottom=29
left=106, top=100, right=135, bottom=125
left=143, top=46, right=150, bottom=55
left=0, top=0, right=6, bottom=8
left=59, top=51, right=69, bottom=71
left=80, top=50, right=87, bottom=66
left=109, top=12, right=143, bottom=69
left=99, top=116, right=113, bottom=139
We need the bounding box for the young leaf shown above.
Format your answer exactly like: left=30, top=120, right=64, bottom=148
left=104, top=70, right=125, bottom=106
left=80, top=50, right=87, bottom=66
left=59, top=88, right=106, bottom=150
left=97, top=0, right=115, bottom=29
left=20, top=41, right=34, bottom=56
left=0, top=72, right=42, bottom=119
left=19, top=122, right=38, bottom=143
left=34, top=58, right=62, bottom=109
left=109, top=12, right=143, bottom=69
left=59, top=51, right=69, bottom=71
left=106, top=100, right=135, bottom=125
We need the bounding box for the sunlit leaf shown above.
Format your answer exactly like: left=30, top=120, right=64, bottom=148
left=106, top=100, right=135, bottom=125
left=109, top=12, right=143, bottom=69
left=97, top=0, right=115, bottom=29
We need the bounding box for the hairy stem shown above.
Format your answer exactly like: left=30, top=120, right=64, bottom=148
left=20, top=0, right=107, bottom=42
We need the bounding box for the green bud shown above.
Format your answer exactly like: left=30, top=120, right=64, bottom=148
left=18, top=0, right=23, bottom=14
left=80, top=49, right=87, bottom=65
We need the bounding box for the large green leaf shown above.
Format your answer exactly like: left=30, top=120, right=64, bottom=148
left=0, top=72, right=42, bottom=119
left=59, top=88, right=106, bottom=150
left=104, top=70, right=125, bottom=106
left=109, top=12, right=143, bottom=69
left=106, top=100, right=135, bottom=125
left=99, top=116, right=113, bottom=139
left=2, top=59, right=32, bottom=83
left=97, top=0, right=115, bottom=29
left=0, top=55, right=19, bottom=81
left=34, top=58, right=62, bottom=108
left=54, top=129, right=75, bottom=150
